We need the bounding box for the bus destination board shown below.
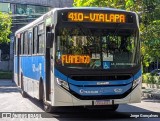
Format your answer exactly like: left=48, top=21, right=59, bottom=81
left=68, top=12, right=126, bottom=23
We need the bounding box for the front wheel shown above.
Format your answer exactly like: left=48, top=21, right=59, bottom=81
left=21, top=89, right=27, bottom=98
left=43, top=102, right=53, bottom=112
left=41, top=82, right=53, bottom=112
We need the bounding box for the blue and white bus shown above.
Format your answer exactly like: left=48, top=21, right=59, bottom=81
left=14, top=7, right=141, bottom=112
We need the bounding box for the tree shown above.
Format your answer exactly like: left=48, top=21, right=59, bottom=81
left=0, top=12, right=12, bottom=43
left=73, top=0, right=160, bottom=71
left=73, top=0, right=142, bottom=10
left=140, top=1, right=160, bottom=70
left=73, top=0, right=125, bottom=9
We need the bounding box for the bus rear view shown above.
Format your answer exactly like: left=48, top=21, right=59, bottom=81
left=54, top=8, right=141, bottom=110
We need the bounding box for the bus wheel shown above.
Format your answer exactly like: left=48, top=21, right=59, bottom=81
left=21, top=90, right=27, bottom=98
left=43, top=102, right=53, bottom=112
left=39, top=80, right=43, bottom=101
left=21, top=74, right=27, bottom=98
left=111, top=104, right=119, bottom=111
left=41, top=82, right=53, bottom=112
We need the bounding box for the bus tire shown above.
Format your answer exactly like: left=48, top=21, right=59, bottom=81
left=43, top=102, right=53, bottom=113
left=21, top=74, right=27, bottom=98
left=41, top=81, right=53, bottom=112
left=111, top=104, right=119, bottom=111
left=39, top=79, right=43, bottom=101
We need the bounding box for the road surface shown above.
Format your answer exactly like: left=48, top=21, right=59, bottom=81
left=0, top=80, right=160, bottom=121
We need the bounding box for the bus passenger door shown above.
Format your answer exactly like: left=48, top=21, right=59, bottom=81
left=45, top=26, right=53, bottom=101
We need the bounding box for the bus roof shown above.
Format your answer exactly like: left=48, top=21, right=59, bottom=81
left=65, top=7, right=127, bottom=12
left=15, top=7, right=136, bottom=35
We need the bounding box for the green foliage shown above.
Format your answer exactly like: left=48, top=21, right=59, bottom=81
left=142, top=73, right=160, bottom=84
left=140, top=3, right=160, bottom=69
left=73, top=0, right=160, bottom=71
left=0, top=71, right=12, bottom=79
left=0, top=12, right=12, bottom=43
left=142, top=73, right=149, bottom=83
left=73, top=0, right=126, bottom=9
left=73, top=0, right=143, bottom=11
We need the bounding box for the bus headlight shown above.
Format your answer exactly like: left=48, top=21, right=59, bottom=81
left=56, top=78, right=69, bottom=91
left=132, top=77, right=141, bottom=89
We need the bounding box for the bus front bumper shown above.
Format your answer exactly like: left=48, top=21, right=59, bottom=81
left=52, top=82, right=141, bottom=106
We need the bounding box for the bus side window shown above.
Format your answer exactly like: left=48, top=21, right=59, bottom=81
left=38, top=33, right=45, bottom=54
left=28, top=32, right=32, bottom=55
left=33, top=26, right=38, bottom=54
left=19, top=36, right=21, bottom=55
left=21, top=33, right=24, bottom=55
left=24, top=31, right=28, bottom=55
left=14, top=37, right=17, bottom=56
left=37, top=23, right=44, bottom=54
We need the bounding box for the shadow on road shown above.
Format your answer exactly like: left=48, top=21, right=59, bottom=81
left=142, top=98, right=160, bottom=103
left=0, top=80, right=21, bottom=93
left=48, top=108, right=131, bottom=119
left=46, top=107, right=159, bottom=120
left=1, top=80, right=159, bottom=120
left=27, top=97, right=160, bottom=120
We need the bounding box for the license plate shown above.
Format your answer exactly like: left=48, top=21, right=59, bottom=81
left=95, top=100, right=112, bottom=105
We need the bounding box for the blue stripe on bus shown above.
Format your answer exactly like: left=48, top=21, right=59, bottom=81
left=134, top=69, right=142, bottom=80
left=15, top=56, right=45, bottom=81
left=68, top=78, right=133, bottom=86
left=55, top=69, right=141, bottom=96
left=55, top=69, right=142, bottom=86
left=54, top=68, right=68, bottom=82
left=69, top=83, right=132, bottom=96
left=14, top=56, right=18, bottom=74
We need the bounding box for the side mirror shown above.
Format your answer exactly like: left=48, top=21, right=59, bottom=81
left=46, top=32, right=54, bottom=48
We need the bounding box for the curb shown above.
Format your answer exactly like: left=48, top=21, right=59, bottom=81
left=142, top=90, right=160, bottom=99
left=0, top=79, right=13, bottom=81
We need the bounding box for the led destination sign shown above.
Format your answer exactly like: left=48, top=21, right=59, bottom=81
left=68, top=12, right=126, bottom=23
left=62, top=55, right=90, bottom=64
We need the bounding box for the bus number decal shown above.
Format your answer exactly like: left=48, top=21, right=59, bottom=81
left=68, top=12, right=84, bottom=22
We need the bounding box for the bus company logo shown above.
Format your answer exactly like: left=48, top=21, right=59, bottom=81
left=114, top=88, right=123, bottom=93
left=97, top=82, right=109, bottom=85
left=32, top=64, right=42, bottom=72
left=2, top=113, right=11, bottom=118
left=79, top=89, right=98, bottom=94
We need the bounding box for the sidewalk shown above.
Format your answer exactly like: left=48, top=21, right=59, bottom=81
left=142, top=83, right=160, bottom=99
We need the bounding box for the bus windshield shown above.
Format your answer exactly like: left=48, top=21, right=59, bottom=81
left=55, top=26, right=140, bottom=69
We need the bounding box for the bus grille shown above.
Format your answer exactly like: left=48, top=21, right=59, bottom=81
left=70, top=75, right=131, bottom=81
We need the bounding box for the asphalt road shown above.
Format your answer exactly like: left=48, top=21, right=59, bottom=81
left=0, top=80, right=160, bottom=121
